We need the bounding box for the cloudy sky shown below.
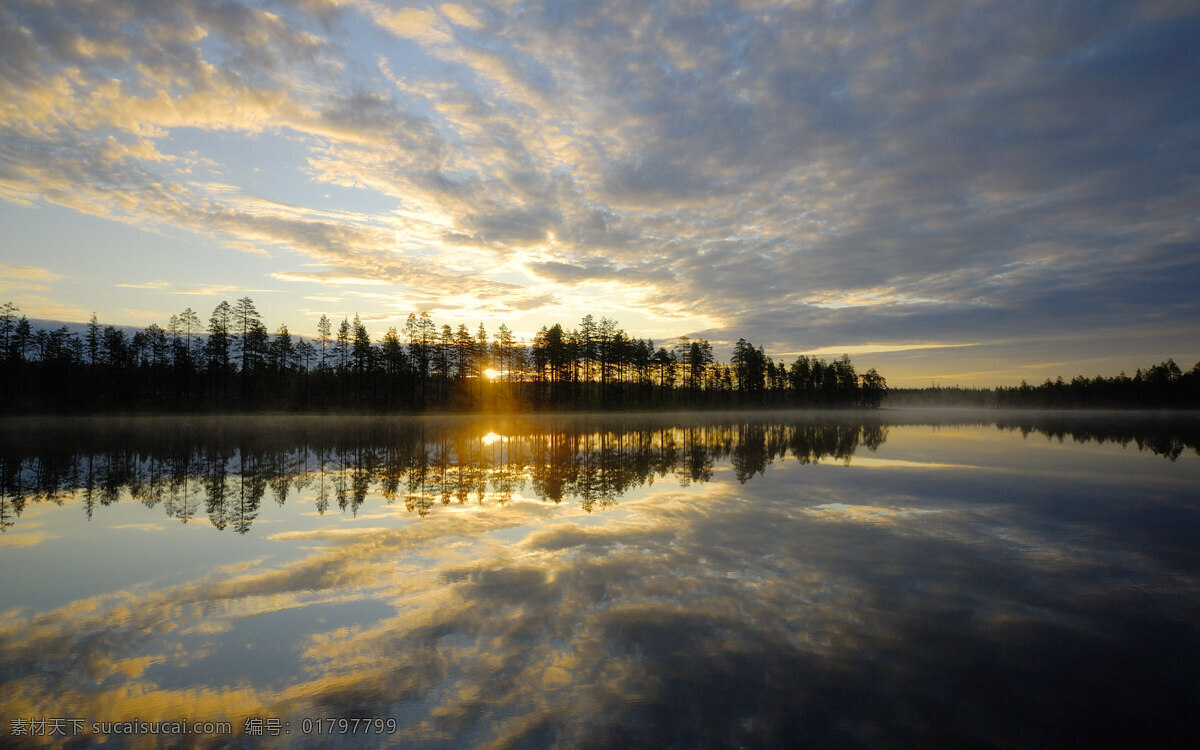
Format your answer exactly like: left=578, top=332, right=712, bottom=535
left=1, top=0, right=1197, bottom=385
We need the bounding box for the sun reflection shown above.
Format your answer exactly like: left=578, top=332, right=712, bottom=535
left=481, top=432, right=502, bottom=445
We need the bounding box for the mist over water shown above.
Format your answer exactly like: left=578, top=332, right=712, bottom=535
left=2, top=412, right=1198, bottom=747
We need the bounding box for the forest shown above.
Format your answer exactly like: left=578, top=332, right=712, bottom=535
left=888, top=359, right=1200, bottom=409
left=0, top=299, right=886, bottom=414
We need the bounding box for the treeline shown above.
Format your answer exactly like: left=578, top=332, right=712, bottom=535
left=887, top=359, right=1200, bottom=408
left=0, top=300, right=887, bottom=414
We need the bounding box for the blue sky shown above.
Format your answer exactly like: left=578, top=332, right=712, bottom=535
left=1, top=0, right=1197, bottom=386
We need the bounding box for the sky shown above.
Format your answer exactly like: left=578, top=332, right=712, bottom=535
left=1, top=0, right=1197, bottom=387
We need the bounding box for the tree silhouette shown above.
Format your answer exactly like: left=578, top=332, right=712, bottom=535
left=335, top=317, right=350, bottom=374
left=317, top=314, right=332, bottom=371
left=86, top=312, right=100, bottom=365
left=206, top=301, right=232, bottom=373
left=55, top=296, right=1200, bottom=414
left=352, top=314, right=372, bottom=376
left=232, top=297, right=262, bottom=372
left=453, top=323, right=473, bottom=381
left=272, top=324, right=295, bottom=373
left=171, top=307, right=202, bottom=372
left=859, top=368, right=887, bottom=407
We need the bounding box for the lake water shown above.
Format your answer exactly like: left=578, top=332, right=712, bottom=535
left=1, top=411, right=1198, bottom=748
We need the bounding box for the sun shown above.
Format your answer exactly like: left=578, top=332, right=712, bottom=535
left=483, top=368, right=501, bottom=380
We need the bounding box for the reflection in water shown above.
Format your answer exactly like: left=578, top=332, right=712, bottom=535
left=0, top=416, right=890, bottom=532
left=2, top=412, right=1196, bottom=534
left=0, top=412, right=1198, bottom=748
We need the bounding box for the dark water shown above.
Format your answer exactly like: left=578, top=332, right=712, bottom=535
left=1, top=411, right=1198, bottom=748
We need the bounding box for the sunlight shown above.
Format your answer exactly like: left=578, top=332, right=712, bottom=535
left=483, top=368, right=501, bottom=380
left=481, top=432, right=501, bottom=445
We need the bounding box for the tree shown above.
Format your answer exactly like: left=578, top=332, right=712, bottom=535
left=653, top=345, right=677, bottom=397
left=335, top=318, right=350, bottom=373
left=476, top=323, right=489, bottom=378
left=144, top=323, right=169, bottom=369
left=453, top=324, right=474, bottom=380
left=381, top=327, right=406, bottom=377
left=246, top=322, right=269, bottom=373
left=206, top=301, right=233, bottom=372
left=131, top=330, right=148, bottom=367
left=352, top=314, right=372, bottom=376
left=494, top=323, right=515, bottom=382
left=578, top=314, right=597, bottom=384
left=102, top=325, right=129, bottom=368
left=406, top=312, right=435, bottom=404
left=598, top=317, right=620, bottom=386
left=171, top=307, right=201, bottom=371
left=232, top=297, right=262, bottom=371
left=731, top=338, right=766, bottom=400
left=41, top=326, right=76, bottom=365
left=834, top=354, right=858, bottom=403
left=13, top=316, right=31, bottom=362
left=86, top=312, right=100, bottom=365
left=405, top=313, right=428, bottom=378
left=296, top=339, right=315, bottom=372
left=272, top=324, right=295, bottom=373
left=317, top=314, right=332, bottom=370
left=533, top=323, right=570, bottom=404
left=1, top=302, right=19, bottom=363
left=676, top=336, right=713, bottom=392
left=436, top=324, right=453, bottom=383
left=790, top=356, right=812, bottom=404
left=859, top=368, right=887, bottom=408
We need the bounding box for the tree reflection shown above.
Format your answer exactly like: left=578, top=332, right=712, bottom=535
left=1, top=413, right=1197, bottom=532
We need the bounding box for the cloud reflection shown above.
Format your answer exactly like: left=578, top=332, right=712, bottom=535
left=0, top=414, right=1197, bottom=746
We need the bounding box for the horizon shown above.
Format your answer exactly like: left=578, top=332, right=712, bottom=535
left=5, top=304, right=1194, bottom=391
left=2, top=1, right=1198, bottom=389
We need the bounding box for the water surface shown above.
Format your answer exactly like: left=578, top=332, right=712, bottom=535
left=2, top=411, right=1198, bottom=747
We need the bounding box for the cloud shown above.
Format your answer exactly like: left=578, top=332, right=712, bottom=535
left=114, top=280, right=172, bottom=290
left=788, top=342, right=980, bottom=358
left=5, top=295, right=87, bottom=321
left=366, top=3, right=450, bottom=45
left=439, top=3, right=485, bottom=31
left=0, top=263, right=62, bottom=281
left=119, top=308, right=171, bottom=322
left=0, top=530, right=57, bottom=548
left=114, top=280, right=278, bottom=297
left=526, top=259, right=668, bottom=286
left=224, top=240, right=271, bottom=257
left=271, top=271, right=387, bottom=286
left=0, top=0, right=1197, bottom=373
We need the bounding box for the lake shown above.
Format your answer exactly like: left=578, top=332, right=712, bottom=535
left=1, top=411, right=1198, bottom=748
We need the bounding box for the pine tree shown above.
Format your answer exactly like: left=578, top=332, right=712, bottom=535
left=317, top=314, right=332, bottom=370
left=86, top=312, right=100, bottom=365
left=232, top=297, right=262, bottom=372
left=206, top=301, right=233, bottom=372
left=352, top=314, right=372, bottom=376
left=335, top=318, right=350, bottom=373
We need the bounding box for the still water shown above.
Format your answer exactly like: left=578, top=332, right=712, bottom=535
left=1, top=411, right=1197, bottom=748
